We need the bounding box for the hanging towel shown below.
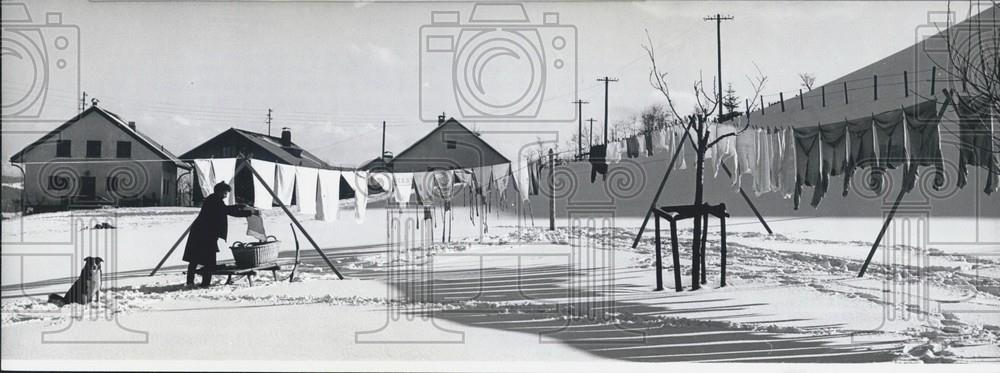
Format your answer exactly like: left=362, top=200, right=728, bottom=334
left=343, top=171, right=370, bottom=222
left=703, top=122, right=716, bottom=161
left=294, top=166, right=318, bottom=215
left=193, top=159, right=216, bottom=198
left=527, top=159, right=542, bottom=195
left=392, top=172, right=414, bottom=205
left=733, top=128, right=756, bottom=188
left=778, top=128, right=797, bottom=199
left=274, top=164, right=297, bottom=206
left=955, top=95, right=999, bottom=194
left=249, top=159, right=276, bottom=210
left=490, top=164, right=509, bottom=193
left=316, top=169, right=341, bottom=221
left=589, top=144, right=608, bottom=182
left=432, top=170, right=455, bottom=201
left=793, top=127, right=826, bottom=209
left=210, top=158, right=237, bottom=204
left=754, top=128, right=773, bottom=196
left=845, top=116, right=880, bottom=195
left=638, top=133, right=649, bottom=156
left=819, top=121, right=850, bottom=196
left=246, top=214, right=266, bottom=241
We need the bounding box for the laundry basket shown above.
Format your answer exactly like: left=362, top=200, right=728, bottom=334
left=230, top=236, right=280, bottom=268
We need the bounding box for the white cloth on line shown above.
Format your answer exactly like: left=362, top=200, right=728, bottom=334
left=392, top=172, right=414, bottom=206
left=193, top=159, right=215, bottom=198
left=343, top=171, right=370, bottom=223
left=246, top=214, right=266, bottom=241
left=274, top=164, right=296, bottom=206
left=517, top=154, right=531, bottom=201
left=315, top=169, right=341, bottom=221
left=249, top=159, right=276, bottom=210
left=295, top=166, right=318, bottom=215
left=413, top=172, right=433, bottom=205
left=209, top=158, right=237, bottom=204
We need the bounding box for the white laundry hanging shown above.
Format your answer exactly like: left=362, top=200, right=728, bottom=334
left=249, top=159, right=276, bottom=210
left=392, top=172, right=414, bottom=206
left=343, top=171, right=370, bottom=223
left=295, top=166, right=318, bottom=215
left=193, top=159, right=215, bottom=198
left=316, top=169, right=341, bottom=221
left=209, top=158, right=237, bottom=204
left=274, top=163, right=297, bottom=206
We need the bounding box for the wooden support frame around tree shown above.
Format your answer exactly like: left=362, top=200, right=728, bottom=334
left=652, top=203, right=729, bottom=291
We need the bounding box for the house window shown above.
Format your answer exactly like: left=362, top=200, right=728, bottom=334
left=86, top=141, right=102, bottom=158
left=446, top=140, right=457, bottom=149
left=116, top=141, right=131, bottom=158
left=48, top=175, right=69, bottom=191
left=56, top=140, right=71, bottom=157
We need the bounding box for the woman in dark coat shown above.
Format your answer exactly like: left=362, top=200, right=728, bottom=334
left=183, top=182, right=257, bottom=287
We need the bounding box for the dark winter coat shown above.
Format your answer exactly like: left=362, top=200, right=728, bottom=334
left=182, top=193, right=254, bottom=266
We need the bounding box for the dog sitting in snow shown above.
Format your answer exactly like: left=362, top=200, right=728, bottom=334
left=48, top=257, right=103, bottom=306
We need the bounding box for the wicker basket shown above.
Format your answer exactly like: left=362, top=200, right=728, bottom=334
left=230, top=236, right=279, bottom=268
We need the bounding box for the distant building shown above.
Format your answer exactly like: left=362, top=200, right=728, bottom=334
left=8, top=106, right=189, bottom=210
left=388, top=115, right=510, bottom=172
left=180, top=127, right=355, bottom=203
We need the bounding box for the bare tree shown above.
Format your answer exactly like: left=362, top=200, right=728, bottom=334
left=798, top=73, right=817, bottom=91
left=643, top=30, right=767, bottom=290
left=934, top=0, right=999, bottom=152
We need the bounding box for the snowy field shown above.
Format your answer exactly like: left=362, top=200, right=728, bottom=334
left=2, top=200, right=999, bottom=365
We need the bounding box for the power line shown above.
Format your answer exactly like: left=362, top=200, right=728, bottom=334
left=571, top=99, right=589, bottom=158
left=705, top=13, right=734, bottom=122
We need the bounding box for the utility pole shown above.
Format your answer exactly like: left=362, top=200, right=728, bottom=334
left=381, top=121, right=387, bottom=158
left=571, top=99, right=589, bottom=158
left=704, top=14, right=733, bottom=122
left=266, top=108, right=273, bottom=136
left=79, top=91, right=88, bottom=113
left=586, top=118, right=597, bottom=147
left=596, top=77, right=618, bottom=145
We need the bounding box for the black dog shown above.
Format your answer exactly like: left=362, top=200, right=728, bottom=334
left=49, top=257, right=103, bottom=306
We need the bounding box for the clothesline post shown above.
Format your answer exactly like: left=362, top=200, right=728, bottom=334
left=858, top=188, right=906, bottom=277
left=149, top=160, right=249, bottom=276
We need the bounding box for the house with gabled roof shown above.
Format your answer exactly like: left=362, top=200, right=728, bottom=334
left=8, top=105, right=190, bottom=210
left=387, top=115, right=510, bottom=172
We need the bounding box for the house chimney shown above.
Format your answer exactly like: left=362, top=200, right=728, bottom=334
left=438, top=112, right=446, bottom=126
left=280, top=127, right=292, bottom=146
left=128, top=121, right=136, bottom=130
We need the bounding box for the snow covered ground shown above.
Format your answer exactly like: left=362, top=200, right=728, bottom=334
left=2, top=201, right=998, bottom=365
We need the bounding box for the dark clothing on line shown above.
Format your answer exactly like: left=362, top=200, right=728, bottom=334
left=589, top=144, right=608, bottom=182
left=819, top=121, right=850, bottom=196
left=793, top=127, right=826, bottom=209
left=902, top=100, right=945, bottom=193
left=955, top=95, right=999, bottom=194
left=845, top=116, right=880, bottom=195
left=626, top=136, right=640, bottom=158
left=644, top=132, right=654, bottom=156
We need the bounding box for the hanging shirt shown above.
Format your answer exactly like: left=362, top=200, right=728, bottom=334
left=955, top=95, right=999, bottom=194
left=626, top=136, right=640, bottom=158
left=589, top=144, right=608, bottom=182
left=769, top=128, right=784, bottom=193
left=295, top=166, right=318, bottom=215
left=793, top=127, right=826, bottom=209
left=653, top=128, right=670, bottom=153
left=845, top=117, right=880, bottom=195
left=819, top=121, right=850, bottom=197
left=249, top=159, right=276, bottom=210
left=316, top=169, right=341, bottom=221
left=274, top=163, right=296, bottom=206
left=873, top=109, right=908, bottom=170
left=902, top=101, right=945, bottom=193
left=754, top=128, right=773, bottom=196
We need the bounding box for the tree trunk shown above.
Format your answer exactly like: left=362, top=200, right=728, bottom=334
left=691, top=117, right=706, bottom=291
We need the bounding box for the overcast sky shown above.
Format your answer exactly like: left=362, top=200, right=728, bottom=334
left=1, top=0, right=984, bottom=172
